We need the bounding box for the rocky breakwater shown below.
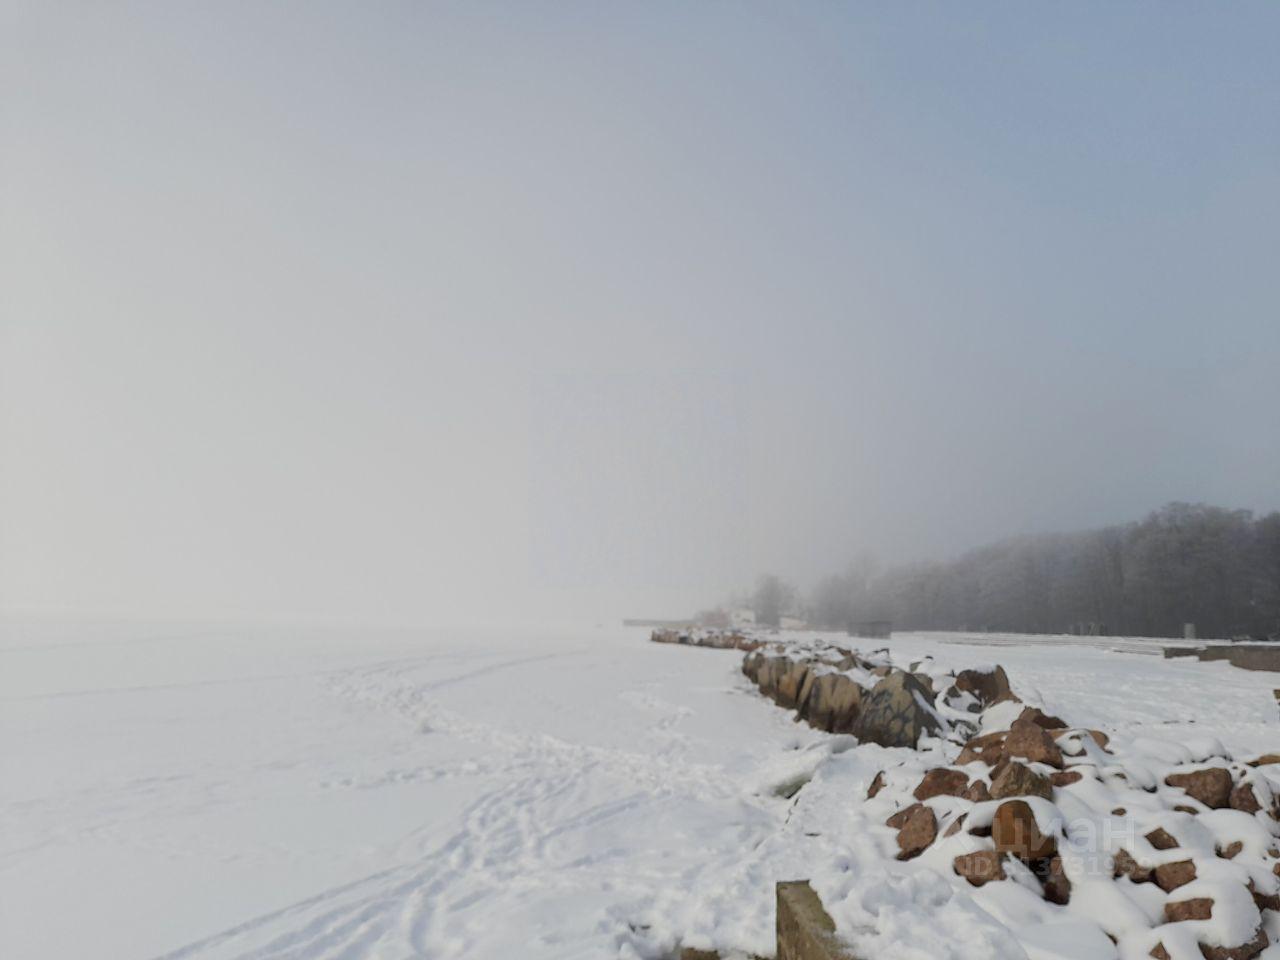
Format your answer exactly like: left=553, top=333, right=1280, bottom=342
left=867, top=696, right=1280, bottom=960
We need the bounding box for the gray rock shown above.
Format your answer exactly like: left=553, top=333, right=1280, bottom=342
left=851, top=671, right=942, bottom=748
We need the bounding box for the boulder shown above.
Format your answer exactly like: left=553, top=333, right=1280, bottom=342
left=1154, top=859, right=1196, bottom=892
left=954, top=850, right=1006, bottom=886
left=1017, top=706, right=1068, bottom=730
left=742, top=652, right=764, bottom=682
left=1165, top=767, right=1233, bottom=809
left=1146, top=827, right=1180, bottom=851
left=799, top=672, right=863, bottom=734
left=1219, top=841, right=1244, bottom=860
left=1115, top=849, right=1153, bottom=883
left=914, top=768, right=970, bottom=802
left=953, top=665, right=1016, bottom=707
left=1165, top=898, right=1214, bottom=923
left=993, top=800, right=1056, bottom=862
left=1051, top=770, right=1083, bottom=787
left=892, top=803, right=937, bottom=860
left=774, top=662, right=812, bottom=709
left=851, top=671, right=942, bottom=749
left=964, top=780, right=992, bottom=803
left=1230, top=782, right=1263, bottom=814
left=1005, top=718, right=1064, bottom=768
left=957, top=731, right=1007, bottom=766
left=1199, top=927, right=1269, bottom=960
left=990, top=760, right=1052, bottom=800
left=1041, top=855, right=1071, bottom=904
left=945, top=812, right=968, bottom=837
left=1248, top=754, right=1280, bottom=767
left=866, top=771, right=886, bottom=799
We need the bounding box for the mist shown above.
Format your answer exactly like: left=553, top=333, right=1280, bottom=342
left=3, top=2, right=1279, bottom=626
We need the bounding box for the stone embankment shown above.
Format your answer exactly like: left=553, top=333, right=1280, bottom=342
left=653, top=629, right=1280, bottom=960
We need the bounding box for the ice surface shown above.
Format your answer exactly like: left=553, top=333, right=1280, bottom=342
left=1, top=622, right=1278, bottom=959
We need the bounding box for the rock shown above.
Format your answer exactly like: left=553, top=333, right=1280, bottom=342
left=1249, top=881, right=1280, bottom=912
left=1115, top=849, right=1153, bottom=883
left=1087, top=730, right=1111, bottom=749
left=742, top=652, right=764, bottom=682
left=851, top=672, right=942, bottom=749
left=1165, top=767, right=1233, bottom=809
left=990, top=760, right=1053, bottom=800
left=957, top=731, right=1007, bottom=766
left=914, top=768, right=970, bottom=801
left=894, top=803, right=937, bottom=860
left=1146, top=827, right=1180, bottom=850
left=1017, top=706, right=1068, bottom=730
left=993, top=800, right=1056, bottom=862
left=1051, top=770, right=1083, bottom=787
left=1005, top=718, right=1064, bottom=768
left=954, top=850, right=1006, bottom=886
left=1154, top=859, right=1196, bottom=892
left=964, top=780, right=992, bottom=803
left=1165, top=898, right=1214, bottom=922
left=1219, top=841, right=1244, bottom=859
left=1041, top=855, right=1071, bottom=904
left=953, top=665, right=1016, bottom=706
left=866, top=771, right=886, bottom=799
left=1199, top=927, right=1269, bottom=960
left=945, top=813, right=968, bottom=837
left=1248, top=754, right=1280, bottom=767
left=1231, top=783, right=1263, bottom=814
left=798, top=672, right=863, bottom=734
left=755, top=656, right=790, bottom=700
left=774, top=662, right=813, bottom=709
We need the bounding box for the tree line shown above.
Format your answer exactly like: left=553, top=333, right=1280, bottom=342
left=745, top=503, right=1280, bottom=640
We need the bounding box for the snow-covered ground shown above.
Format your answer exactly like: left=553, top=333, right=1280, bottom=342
left=2, top=622, right=1277, bottom=960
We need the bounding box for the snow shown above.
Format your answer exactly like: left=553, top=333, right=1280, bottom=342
left=1, top=622, right=1277, bottom=960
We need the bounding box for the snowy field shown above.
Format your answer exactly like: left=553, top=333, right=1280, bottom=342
left=2, top=621, right=1278, bottom=960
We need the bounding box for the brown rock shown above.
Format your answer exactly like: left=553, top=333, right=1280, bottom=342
left=1154, top=859, right=1197, bottom=892
left=1249, top=881, right=1280, bottom=912
left=1114, top=848, right=1153, bottom=882
left=990, top=760, right=1053, bottom=800
left=964, top=780, right=992, bottom=803
left=1051, top=771, right=1084, bottom=787
left=957, top=731, right=1007, bottom=767
left=1219, top=841, right=1244, bottom=859
left=1146, top=828, right=1180, bottom=850
left=945, top=813, right=968, bottom=837
left=895, top=803, right=937, bottom=860
left=993, top=800, right=1056, bottom=862
left=1165, top=898, right=1214, bottom=922
left=953, top=850, right=1006, bottom=886
left=1199, top=927, right=1269, bottom=960
left=866, top=771, right=886, bottom=799
left=1041, top=855, right=1071, bottom=904
left=1151, top=944, right=1170, bottom=960
left=953, top=665, right=1016, bottom=707
left=1087, top=729, right=1111, bottom=749
left=1113, top=807, right=1127, bottom=816
left=914, top=768, right=970, bottom=802
left=1249, top=754, right=1280, bottom=767
left=1165, top=767, right=1233, bottom=809
left=1005, top=720, right=1064, bottom=768
left=1230, top=783, right=1263, bottom=814
left=1018, top=706, right=1068, bottom=730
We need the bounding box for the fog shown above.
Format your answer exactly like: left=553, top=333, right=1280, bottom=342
left=3, top=3, right=1278, bottom=625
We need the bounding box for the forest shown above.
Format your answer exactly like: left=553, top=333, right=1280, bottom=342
left=790, top=503, right=1280, bottom=640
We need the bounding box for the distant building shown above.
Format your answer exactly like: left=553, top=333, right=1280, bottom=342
left=730, top=607, right=756, bottom=627
left=848, top=620, right=892, bottom=639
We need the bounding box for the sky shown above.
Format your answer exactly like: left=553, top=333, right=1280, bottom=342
left=2, top=2, right=1279, bottom=625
